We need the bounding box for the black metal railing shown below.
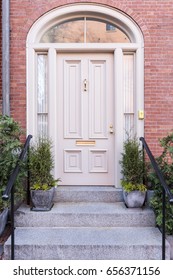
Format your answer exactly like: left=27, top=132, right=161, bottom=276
left=140, top=137, right=173, bottom=260
left=2, top=134, right=32, bottom=260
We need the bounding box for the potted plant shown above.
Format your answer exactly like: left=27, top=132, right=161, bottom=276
left=29, top=137, right=60, bottom=211
left=0, top=115, right=25, bottom=235
left=120, top=136, right=147, bottom=208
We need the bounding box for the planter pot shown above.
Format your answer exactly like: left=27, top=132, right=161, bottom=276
left=0, top=208, right=8, bottom=236
left=123, top=190, right=146, bottom=208
left=30, top=187, right=55, bottom=211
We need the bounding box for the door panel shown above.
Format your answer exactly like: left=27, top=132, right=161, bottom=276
left=57, top=53, right=114, bottom=185
left=89, top=60, right=107, bottom=138
left=64, top=60, right=82, bottom=138
left=89, top=149, right=108, bottom=173
left=64, top=149, right=82, bottom=173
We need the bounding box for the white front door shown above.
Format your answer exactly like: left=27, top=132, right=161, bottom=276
left=57, top=53, right=114, bottom=185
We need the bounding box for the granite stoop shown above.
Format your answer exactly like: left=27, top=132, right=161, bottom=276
left=3, top=186, right=171, bottom=260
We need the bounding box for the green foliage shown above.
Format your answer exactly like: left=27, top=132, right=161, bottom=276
left=32, top=181, right=58, bottom=191
left=121, top=181, right=147, bottom=192
left=119, top=136, right=145, bottom=188
left=0, top=115, right=25, bottom=211
left=150, top=188, right=173, bottom=235
left=29, top=137, right=60, bottom=190
left=148, top=131, right=173, bottom=234
left=0, top=196, right=9, bottom=212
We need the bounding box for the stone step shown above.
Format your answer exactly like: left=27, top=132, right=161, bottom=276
left=54, top=186, right=123, bottom=202
left=4, top=227, right=170, bottom=260
left=14, top=202, right=155, bottom=228
left=4, top=186, right=167, bottom=260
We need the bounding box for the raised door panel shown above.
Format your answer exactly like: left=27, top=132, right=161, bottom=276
left=89, top=60, right=107, bottom=138
left=64, top=60, right=82, bottom=138
left=64, top=149, right=83, bottom=173
left=89, top=149, right=108, bottom=173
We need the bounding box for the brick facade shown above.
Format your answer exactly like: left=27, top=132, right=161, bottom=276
left=1, top=0, right=173, bottom=155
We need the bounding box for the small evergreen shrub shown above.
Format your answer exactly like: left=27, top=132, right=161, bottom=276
left=120, top=136, right=146, bottom=192
left=29, top=137, right=60, bottom=190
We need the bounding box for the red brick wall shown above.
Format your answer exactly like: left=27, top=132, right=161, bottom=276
left=6, top=0, right=173, bottom=155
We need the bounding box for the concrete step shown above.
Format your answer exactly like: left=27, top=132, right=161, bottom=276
left=4, top=227, right=170, bottom=260
left=14, top=202, right=156, bottom=228
left=4, top=186, right=168, bottom=260
left=54, top=186, right=123, bottom=202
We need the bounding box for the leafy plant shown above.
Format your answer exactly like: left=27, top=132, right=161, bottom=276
left=120, top=136, right=146, bottom=191
left=148, top=131, right=173, bottom=234
left=0, top=115, right=26, bottom=211
left=29, top=137, right=60, bottom=190
left=121, top=181, right=147, bottom=192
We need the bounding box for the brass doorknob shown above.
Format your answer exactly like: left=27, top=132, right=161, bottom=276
left=110, top=125, right=114, bottom=134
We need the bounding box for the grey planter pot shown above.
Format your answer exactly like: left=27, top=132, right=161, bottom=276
left=123, top=190, right=146, bottom=208
left=0, top=208, right=8, bottom=236
left=30, top=187, right=55, bottom=211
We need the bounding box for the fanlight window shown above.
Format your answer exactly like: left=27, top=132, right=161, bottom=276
left=40, top=17, right=130, bottom=43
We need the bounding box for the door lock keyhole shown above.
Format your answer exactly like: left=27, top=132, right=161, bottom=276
left=83, top=79, right=88, bottom=92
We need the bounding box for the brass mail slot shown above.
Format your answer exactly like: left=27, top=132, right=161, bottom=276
left=76, top=140, right=96, bottom=146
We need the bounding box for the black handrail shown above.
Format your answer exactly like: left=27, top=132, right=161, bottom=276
left=140, top=137, right=173, bottom=260
left=2, top=134, right=32, bottom=260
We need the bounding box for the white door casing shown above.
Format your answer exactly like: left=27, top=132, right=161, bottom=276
left=57, top=53, right=114, bottom=185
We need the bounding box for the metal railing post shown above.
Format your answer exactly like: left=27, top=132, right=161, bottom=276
left=141, top=142, right=145, bottom=185
left=27, top=143, right=30, bottom=205
left=162, top=189, right=166, bottom=260
left=11, top=185, right=15, bottom=260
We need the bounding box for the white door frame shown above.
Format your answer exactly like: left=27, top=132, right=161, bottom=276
left=26, top=4, right=144, bottom=187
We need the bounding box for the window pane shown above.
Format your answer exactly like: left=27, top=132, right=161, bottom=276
left=106, top=23, right=116, bottom=31
left=37, top=54, right=48, bottom=136
left=40, top=18, right=130, bottom=43
left=37, top=54, right=48, bottom=113
left=123, top=54, right=134, bottom=113
left=123, top=54, right=135, bottom=138
left=37, top=114, right=48, bottom=136
left=86, top=19, right=130, bottom=43
left=40, top=19, right=84, bottom=43
left=124, top=114, right=134, bottom=140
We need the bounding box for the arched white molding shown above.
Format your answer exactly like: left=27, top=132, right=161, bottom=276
left=27, top=4, right=144, bottom=46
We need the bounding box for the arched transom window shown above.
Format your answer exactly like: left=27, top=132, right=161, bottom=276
left=40, top=18, right=130, bottom=43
